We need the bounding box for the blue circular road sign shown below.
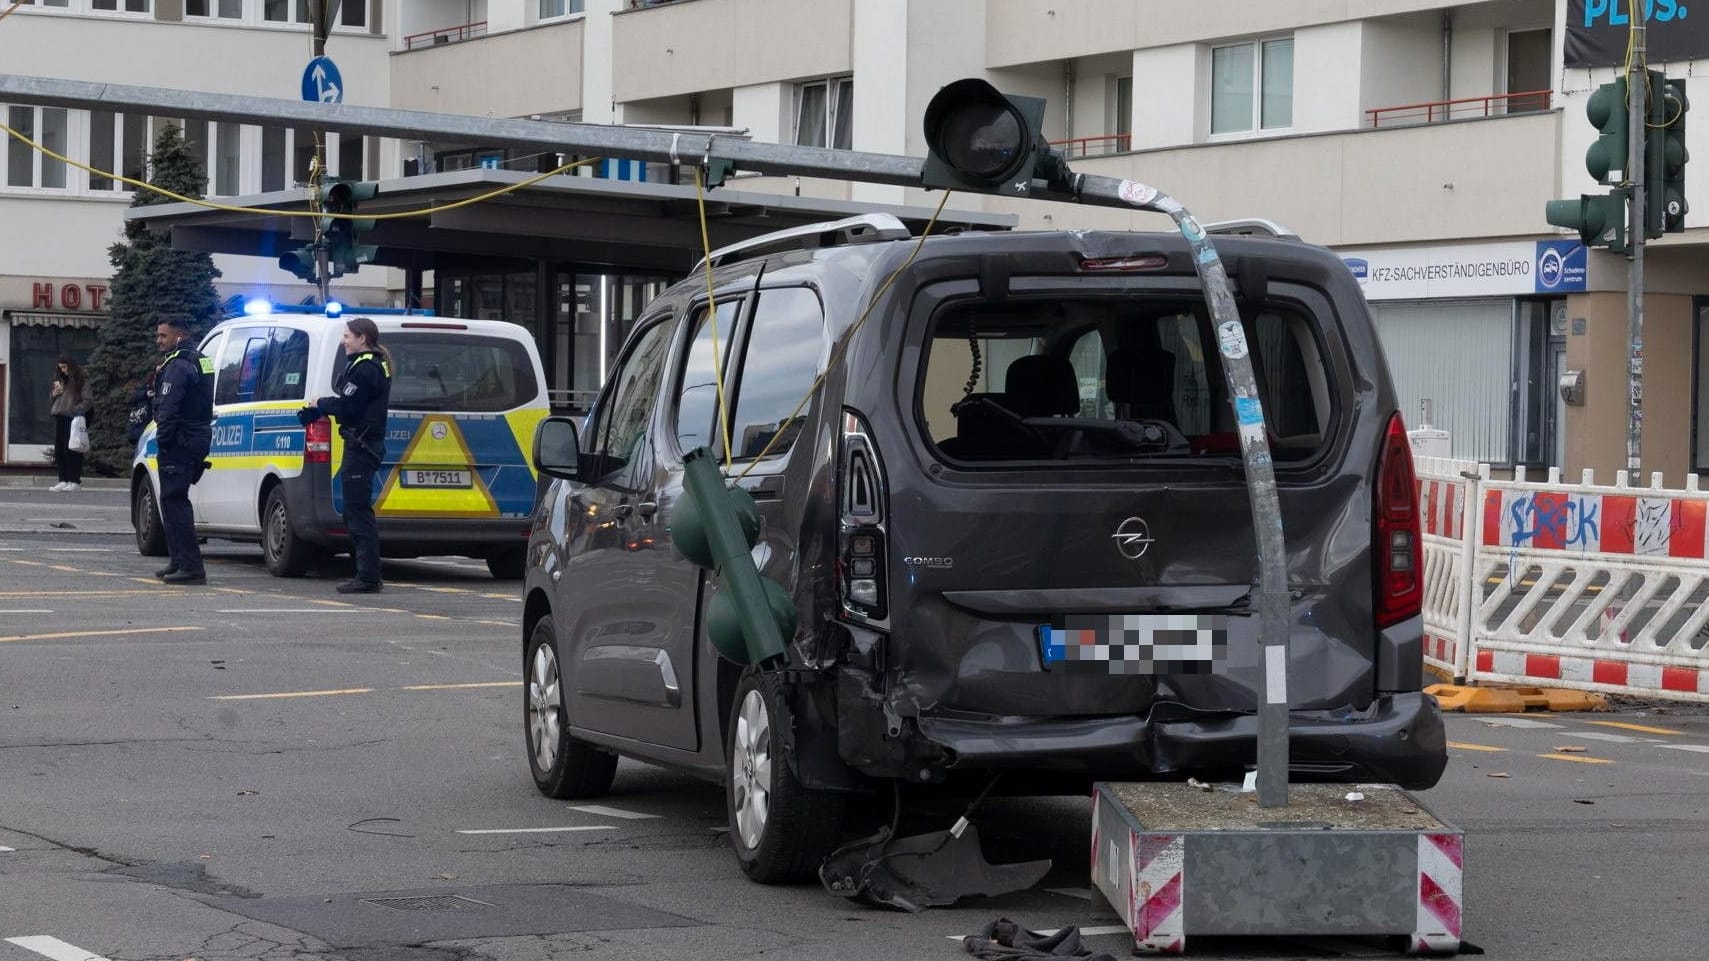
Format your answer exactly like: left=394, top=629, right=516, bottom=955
left=302, top=56, right=344, bottom=104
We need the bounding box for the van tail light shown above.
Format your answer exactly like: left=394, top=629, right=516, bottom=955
left=1374, top=412, right=1422, bottom=628
left=838, top=408, right=889, bottom=624
left=305, top=418, right=332, bottom=464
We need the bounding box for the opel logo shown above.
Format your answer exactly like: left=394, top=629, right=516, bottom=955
left=1113, top=517, right=1153, bottom=560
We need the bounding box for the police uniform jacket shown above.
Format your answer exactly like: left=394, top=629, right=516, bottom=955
left=316, top=350, right=392, bottom=457
left=155, top=344, right=214, bottom=455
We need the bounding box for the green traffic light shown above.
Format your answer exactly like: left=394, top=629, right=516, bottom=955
left=1585, top=78, right=1629, bottom=185
left=1545, top=191, right=1630, bottom=254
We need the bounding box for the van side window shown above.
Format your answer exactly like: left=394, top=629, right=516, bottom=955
left=728, top=287, right=824, bottom=460
left=582, top=319, right=673, bottom=485
left=215, top=325, right=270, bottom=405
left=257, top=328, right=310, bottom=402
left=674, top=299, right=743, bottom=453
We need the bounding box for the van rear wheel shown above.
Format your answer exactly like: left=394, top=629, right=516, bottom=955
left=133, top=480, right=167, bottom=557
left=262, top=488, right=318, bottom=577
left=727, top=670, right=846, bottom=883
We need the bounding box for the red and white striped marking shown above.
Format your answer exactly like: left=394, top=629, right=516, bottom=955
left=1423, top=633, right=1458, bottom=666
left=1417, top=479, right=1469, bottom=539
left=1130, top=833, right=1185, bottom=954
left=1482, top=489, right=1709, bottom=558
left=1412, top=833, right=1463, bottom=954
left=1477, top=648, right=1709, bottom=696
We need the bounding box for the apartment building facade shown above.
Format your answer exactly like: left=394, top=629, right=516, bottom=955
left=6, top=0, right=1707, bottom=480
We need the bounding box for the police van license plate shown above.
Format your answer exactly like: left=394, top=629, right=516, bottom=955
left=401, top=468, right=472, bottom=488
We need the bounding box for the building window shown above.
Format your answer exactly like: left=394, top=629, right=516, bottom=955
left=87, top=111, right=149, bottom=191
left=3, top=106, right=68, bottom=189
left=187, top=0, right=244, bottom=16
left=540, top=0, right=584, bottom=19
left=795, top=77, right=853, bottom=150
left=1211, top=37, right=1293, bottom=135
left=215, top=121, right=241, bottom=195
left=91, top=0, right=151, bottom=11
left=1113, top=75, right=1132, bottom=151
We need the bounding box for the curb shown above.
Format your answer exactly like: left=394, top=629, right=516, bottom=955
left=1425, top=683, right=1610, bottom=713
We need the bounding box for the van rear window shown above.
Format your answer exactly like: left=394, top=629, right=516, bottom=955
left=921, top=296, right=1332, bottom=464
left=343, top=332, right=539, bottom=412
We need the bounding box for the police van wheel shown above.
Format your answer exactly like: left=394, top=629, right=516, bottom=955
left=262, top=488, right=318, bottom=577
left=486, top=549, right=526, bottom=580
left=133, top=481, right=167, bottom=557
left=726, top=670, right=846, bottom=884
left=526, top=615, right=618, bottom=799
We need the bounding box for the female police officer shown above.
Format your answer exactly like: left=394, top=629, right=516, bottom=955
left=299, top=317, right=392, bottom=594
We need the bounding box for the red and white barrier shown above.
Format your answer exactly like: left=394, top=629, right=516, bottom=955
left=1414, top=462, right=1709, bottom=703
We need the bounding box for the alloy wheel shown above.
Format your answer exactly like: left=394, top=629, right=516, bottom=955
left=731, top=689, right=773, bottom=849
left=528, top=642, right=563, bottom=774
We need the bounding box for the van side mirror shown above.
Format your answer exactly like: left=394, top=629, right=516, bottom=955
left=534, top=416, right=582, bottom=479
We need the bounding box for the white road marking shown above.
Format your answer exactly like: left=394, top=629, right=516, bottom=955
left=455, top=826, right=616, bottom=834
left=1568, top=731, right=1643, bottom=744
left=0, top=548, right=115, bottom=553
left=0, top=846, right=14, bottom=852
left=6, top=936, right=113, bottom=961
left=947, top=926, right=1130, bottom=942
left=0, top=610, right=52, bottom=614
left=1659, top=744, right=1709, bottom=754
left=567, top=804, right=660, bottom=820
left=213, top=609, right=381, bottom=614
left=1474, top=717, right=1564, bottom=729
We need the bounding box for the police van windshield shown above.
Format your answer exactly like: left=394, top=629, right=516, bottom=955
left=335, top=331, right=540, bottom=413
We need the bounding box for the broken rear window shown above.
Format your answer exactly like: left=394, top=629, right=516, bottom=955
left=919, top=296, right=1333, bottom=464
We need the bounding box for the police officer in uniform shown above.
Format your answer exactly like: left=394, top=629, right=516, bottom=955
left=152, top=315, right=214, bottom=586
left=300, top=317, right=392, bottom=594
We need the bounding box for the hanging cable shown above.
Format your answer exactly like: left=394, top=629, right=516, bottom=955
left=692, top=165, right=736, bottom=470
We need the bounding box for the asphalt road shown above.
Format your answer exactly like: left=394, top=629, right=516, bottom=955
left=1, top=485, right=1706, bottom=960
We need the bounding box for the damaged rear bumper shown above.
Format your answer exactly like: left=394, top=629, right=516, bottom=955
left=905, top=692, right=1447, bottom=790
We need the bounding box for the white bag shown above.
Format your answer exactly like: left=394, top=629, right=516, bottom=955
left=68, top=414, right=90, bottom=453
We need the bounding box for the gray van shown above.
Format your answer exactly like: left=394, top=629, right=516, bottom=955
left=522, top=213, right=1447, bottom=883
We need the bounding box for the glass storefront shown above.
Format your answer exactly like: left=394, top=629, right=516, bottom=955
left=437, top=266, right=670, bottom=413
left=5, top=315, right=100, bottom=451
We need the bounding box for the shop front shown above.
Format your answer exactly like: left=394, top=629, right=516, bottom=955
left=1336, top=239, right=1585, bottom=468
left=0, top=277, right=108, bottom=465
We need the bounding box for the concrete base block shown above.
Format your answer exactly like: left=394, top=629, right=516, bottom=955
left=1090, top=781, right=1463, bottom=955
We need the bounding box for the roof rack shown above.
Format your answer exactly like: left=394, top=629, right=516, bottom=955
left=1201, top=218, right=1300, bottom=240
left=692, top=212, right=912, bottom=272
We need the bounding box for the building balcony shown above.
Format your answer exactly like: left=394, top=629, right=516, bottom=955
left=391, top=18, right=585, bottom=118
left=401, top=20, right=489, bottom=51
left=1367, top=89, right=1553, bottom=127
left=612, top=0, right=849, bottom=104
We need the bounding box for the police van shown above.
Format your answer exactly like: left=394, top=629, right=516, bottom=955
left=131, top=304, right=550, bottom=579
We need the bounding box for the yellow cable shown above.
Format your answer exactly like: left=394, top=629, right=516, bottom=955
left=692, top=166, right=735, bottom=470
left=0, top=1, right=26, bottom=23
left=733, top=189, right=951, bottom=480
left=0, top=119, right=598, bottom=219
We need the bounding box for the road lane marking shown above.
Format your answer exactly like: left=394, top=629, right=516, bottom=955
left=46, top=565, right=80, bottom=573
left=6, top=936, right=113, bottom=961
left=1569, top=732, right=1647, bottom=744
left=1538, top=753, right=1614, bottom=764
left=0, top=590, right=170, bottom=597
left=1476, top=717, right=1563, bottom=729
left=415, top=614, right=449, bottom=620
left=567, top=805, right=659, bottom=820
left=0, top=548, right=115, bottom=552
left=0, top=610, right=52, bottom=614
left=214, top=609, right=381, bottom=614
left=1659, top=744, right=1709, bottom=754
left=210, top=688, right=374, bottom=700
left=401, top=682, right=520, bottom=691
left=0, top=846, right=14, bottom=852
left=0, top=626, right=204, bottom=644
left=1447, top=741, right=1507, bottom=752
left=1586, top=720, right=1684, bottom=736
left=456, top=826, right=616, bottom=834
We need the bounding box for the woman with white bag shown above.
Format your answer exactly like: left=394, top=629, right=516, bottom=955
left=49, top=354, right=89, bottom=492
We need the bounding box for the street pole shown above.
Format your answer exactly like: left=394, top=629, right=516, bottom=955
left=1628, top=13, right=1648, bottom=482
left=310, top=0, right=340, bottom=306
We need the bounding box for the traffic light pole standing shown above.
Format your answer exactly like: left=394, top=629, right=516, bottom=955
left=1627, top=12, right=1648, bottom=480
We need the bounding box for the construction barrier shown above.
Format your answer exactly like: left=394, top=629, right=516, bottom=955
left=1413, top=460, right=1709, bottom=703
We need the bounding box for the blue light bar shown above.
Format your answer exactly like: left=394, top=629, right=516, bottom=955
left=242, top=298, right=272, bottom=316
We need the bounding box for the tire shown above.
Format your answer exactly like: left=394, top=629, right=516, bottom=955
left=727, top=670, right=846, bottom=884
left=526, top=615, right=618, bottom=799
left=261, top=487, right=318, bottom=577
left=486, top=548, right=526, bottom=580
left=133, top=479, right=167, bottom=558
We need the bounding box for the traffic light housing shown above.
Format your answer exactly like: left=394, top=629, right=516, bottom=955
left=1646, top=73, right=1690, bottom=236
left=321, top=178, right=379, bottom=277
left=279, top=245, right=319, bottom=283
left=674, top=448, right=793, bottom=667
left=1585, top=77, right=1629, bottom=185
left=1545, top=189, right=1631, bottom=254
left=921, top=78, right=1070, bottom=196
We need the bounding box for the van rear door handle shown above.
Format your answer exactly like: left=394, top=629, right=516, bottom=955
left=739, top=478, right=784, bottom=501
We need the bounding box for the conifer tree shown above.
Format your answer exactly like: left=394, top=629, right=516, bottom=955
left=85, top=123, right=222, bottom=476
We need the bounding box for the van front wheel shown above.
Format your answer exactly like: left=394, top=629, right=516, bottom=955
left=262, top=488, right=318, bottom=577
left=727, top=671, right=846, bottom=884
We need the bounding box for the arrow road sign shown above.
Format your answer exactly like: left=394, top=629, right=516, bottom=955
left=301, top=56, right=343, bottom=104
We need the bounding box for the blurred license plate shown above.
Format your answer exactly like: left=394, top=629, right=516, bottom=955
left=401, top=468, right=471, bottom=488
left=1039, top=614, right=1229, bottom=675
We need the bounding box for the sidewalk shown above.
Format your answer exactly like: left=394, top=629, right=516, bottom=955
left=0, top=476, right=133, bottom=534
left=0, top=472, right=127, bottom=491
